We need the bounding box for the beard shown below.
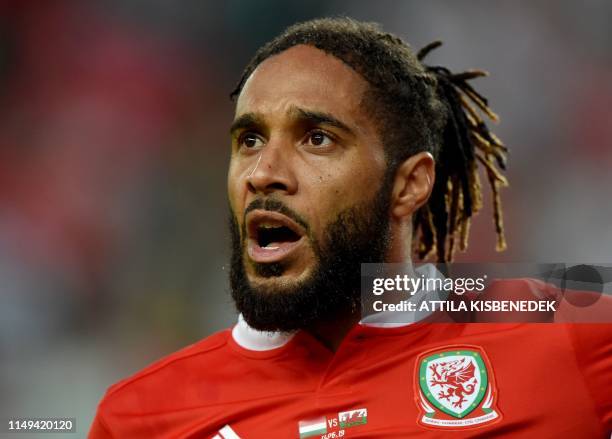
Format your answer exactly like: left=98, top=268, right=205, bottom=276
left=229, top=176, right=393, bottom=332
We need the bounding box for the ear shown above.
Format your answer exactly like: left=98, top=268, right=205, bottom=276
left=390, top=151, right=435, bottom=219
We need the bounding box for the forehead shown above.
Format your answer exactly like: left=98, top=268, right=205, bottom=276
left=235, top=45, right=369, bottom=124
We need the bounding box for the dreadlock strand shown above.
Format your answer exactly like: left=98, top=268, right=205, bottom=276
left=471, top=131, right=506, bottom=167
left=476, top=153, right=508, bottom=186
left=450, top=69, right=489, bottom=82
left=459, top=216, right=471, bottom=251
left=487, top=131, right=507, bottom=151
left=470, top=164, right=483, bottom=213
left=460, top=85, right=499, bottom=122
left=415, top=206, right=436, bottom=260
left=453, top=78, right=499, bottom=123
left=471, top=167, right=483, bottom=212
left=464, top=112, right=479, bottom=129
left=438, top=80, right=476, bottom=216
left=446, top=180, right=465, bottom=260
left=487, top=168, right=507, bottom=252
left=417, top=40, right=443, bottom=61
left=474, top=121, right=507, bottom=153
left=430, top=176, right=450, bottom=261
left=456, top=79, right=490, bottom=105
left=473, top=126, right=508, bottom=170
left=418, top=39, right=508, bottom=261
left=459, top=95, right=484, bottom=126
left=446, top=180, right=459, bottom=260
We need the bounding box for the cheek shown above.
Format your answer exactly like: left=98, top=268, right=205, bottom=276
left=227, top=174, right=238, bottom=213
left=302, top=173, right=373, bottom=233
left=311, top=161, right=383, bottom=205
left=227, top=158, right=249, bottom=211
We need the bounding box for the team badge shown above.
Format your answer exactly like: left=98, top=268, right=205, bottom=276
left=415, top=345, right=501, bottom=429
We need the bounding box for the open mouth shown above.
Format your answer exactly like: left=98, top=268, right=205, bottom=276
left=246, top=210, right=306, bottom=263
left=256, top=224, right=301, bottom=248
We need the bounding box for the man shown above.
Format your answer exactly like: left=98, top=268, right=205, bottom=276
left=90, top=18, right=611, bottom=438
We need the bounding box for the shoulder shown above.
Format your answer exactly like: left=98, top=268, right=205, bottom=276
left=98, top=329, right=233, bottom=413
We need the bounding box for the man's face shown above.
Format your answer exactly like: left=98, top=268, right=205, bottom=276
left=228, top=45, right=390, bottom=330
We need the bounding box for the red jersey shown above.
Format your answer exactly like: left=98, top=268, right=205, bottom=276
left=90, top=282, right=612, bottom=438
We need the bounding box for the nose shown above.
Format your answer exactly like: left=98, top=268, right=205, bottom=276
left=246, top=140, right=297, bottom=195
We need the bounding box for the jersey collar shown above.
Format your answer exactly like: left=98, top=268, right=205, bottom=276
left=231, top=263, right=445, bottom=351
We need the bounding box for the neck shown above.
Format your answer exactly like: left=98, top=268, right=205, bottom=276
left=386, top=219, right=413, bottom=263
left=306, top=221, right=413, bottom=352
left=309, top=221, right=413, bottom=350
left=306, top=309, right=361, bottom=352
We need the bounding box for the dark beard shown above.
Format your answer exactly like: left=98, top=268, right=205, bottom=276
left=229, top=177, right=393, bottom=332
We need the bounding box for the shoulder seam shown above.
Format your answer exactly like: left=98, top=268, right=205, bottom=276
left=103, top=331, right=229, bottom=402
left=97, top=410, right=114, bottom=438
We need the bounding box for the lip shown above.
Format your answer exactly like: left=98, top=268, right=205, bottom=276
left=246, top=210, right=306, bottom=264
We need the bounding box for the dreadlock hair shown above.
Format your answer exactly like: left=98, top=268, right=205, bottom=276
left=230, top=17, right=508, bottom=262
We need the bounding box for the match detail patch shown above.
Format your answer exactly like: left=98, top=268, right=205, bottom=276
left=297, top=407, right=368, bottom=438
left=298, top=416, right=327, bottom=438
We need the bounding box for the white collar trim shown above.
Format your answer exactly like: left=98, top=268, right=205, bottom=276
left=231, top=314, right=296, bottom=351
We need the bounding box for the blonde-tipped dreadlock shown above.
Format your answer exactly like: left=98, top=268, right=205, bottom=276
left=230, top=18, right=509, bottom=263
left=415, top=41, right=508, bottom=262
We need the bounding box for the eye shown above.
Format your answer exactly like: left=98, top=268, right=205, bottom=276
left=305, top=131, right=333, bottom=147
left=239, top=133, right=264, bottom=149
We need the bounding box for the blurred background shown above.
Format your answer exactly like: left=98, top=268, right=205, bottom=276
left=0, top=0, right=611, bottom=436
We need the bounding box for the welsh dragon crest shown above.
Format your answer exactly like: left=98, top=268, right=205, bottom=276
left=416, top=346, right=501, bottom=427
left=428, top=357, right=477, bottom=409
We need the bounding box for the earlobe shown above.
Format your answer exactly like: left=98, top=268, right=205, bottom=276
left=391, top=152, right=435, bottom=219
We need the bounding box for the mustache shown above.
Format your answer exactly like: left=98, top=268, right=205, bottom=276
left=243, top=198, right=309, bottom=232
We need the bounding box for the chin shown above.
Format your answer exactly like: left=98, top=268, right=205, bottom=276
left=247, top=262, right=314, bottom=289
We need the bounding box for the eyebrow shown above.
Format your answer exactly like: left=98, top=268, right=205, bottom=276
left=292, top=108, right=355, bottom=136
left=229, top=106, right=356, bottom=137
left=229, top=113, right=264, bottom=136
